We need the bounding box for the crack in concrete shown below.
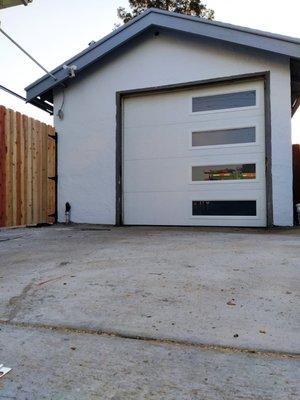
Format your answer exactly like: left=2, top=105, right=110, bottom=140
left=0, top=319, right=298, bottom=360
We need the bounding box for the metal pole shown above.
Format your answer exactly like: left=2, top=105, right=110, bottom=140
left=0, top=27, right=57, bottom=81
left=0, top=84, right=26, bottom=101
left=0, top=84, right=53, bottom=114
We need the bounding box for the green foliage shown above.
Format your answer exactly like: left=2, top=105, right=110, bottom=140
left=117, top=0, right=215, bottom=24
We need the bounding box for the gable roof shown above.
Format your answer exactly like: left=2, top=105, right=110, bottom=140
left=25, top=8, right=300, bottom=113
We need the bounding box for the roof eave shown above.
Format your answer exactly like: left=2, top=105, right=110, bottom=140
left=25, top=9, right=300, bottom=105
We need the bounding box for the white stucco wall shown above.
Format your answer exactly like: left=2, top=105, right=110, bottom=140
left=54, top=30, right=293, bottom=226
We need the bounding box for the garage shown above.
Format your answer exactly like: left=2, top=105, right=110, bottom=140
left=123, top=80, right=266, bottom=227
left=26, top=8, right=300, bottom=227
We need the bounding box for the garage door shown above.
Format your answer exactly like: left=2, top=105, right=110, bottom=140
left=123, top=80, right=266, bottom=227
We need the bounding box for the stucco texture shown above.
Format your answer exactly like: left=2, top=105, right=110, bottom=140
left=54, top=30, right=293, bottom=226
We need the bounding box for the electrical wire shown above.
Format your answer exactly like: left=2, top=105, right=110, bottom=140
left=57, top=88, right=65, bottom=119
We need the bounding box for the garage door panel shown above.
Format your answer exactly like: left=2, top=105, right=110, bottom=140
left=124, top=81, right=264, bottom=127
left=124, top=153, right=265, bottom=193
left=124, top=108, right=265, bottom=130
left=123, top=80, right=266, bottom=227
left=124, top=104, right=264, bottom=129
left=124, top=118, right=265, bottom=161
left=124, top=190, right=266, bottom=227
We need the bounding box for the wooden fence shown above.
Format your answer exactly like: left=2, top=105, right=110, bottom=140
left=0, top=106, right=56, bottom=228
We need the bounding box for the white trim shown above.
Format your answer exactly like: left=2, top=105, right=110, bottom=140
left=190, top=215, right=260, bottom=220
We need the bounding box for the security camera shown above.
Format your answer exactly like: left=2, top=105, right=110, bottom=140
left=63, top=64, right=78, bottom=78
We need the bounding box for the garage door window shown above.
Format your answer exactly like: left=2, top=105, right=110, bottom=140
left=192, top=127, right=256, bottom=147
left=192, top=90, right=256, bottom=113
left=192, top=164, right=256, bottom=182
left=192, top=201, right=257, bottom=216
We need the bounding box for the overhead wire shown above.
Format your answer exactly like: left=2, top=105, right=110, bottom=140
left=0, top=25, right=57, bottom=81
left=1, top=24, right=72, bottom=117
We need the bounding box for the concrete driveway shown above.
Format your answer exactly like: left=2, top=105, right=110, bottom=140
left=0, top=225, right=299, bottom=399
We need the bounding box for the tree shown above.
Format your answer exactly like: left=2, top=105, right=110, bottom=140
left=117, top=0, right=215, bottom=24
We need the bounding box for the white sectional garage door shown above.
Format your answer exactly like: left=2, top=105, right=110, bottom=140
left=123, top=80, right=266, bottom=227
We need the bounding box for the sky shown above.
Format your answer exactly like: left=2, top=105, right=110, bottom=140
left=0, top=0, right=300, bottom=143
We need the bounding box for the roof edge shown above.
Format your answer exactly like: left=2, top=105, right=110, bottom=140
left=25, top=8, right=300, bottom=93
left=147, top=8, right=300, bottom=45
left=25, top=9, right=154, bottom=91
left=25, top=8, right=300, bottom=103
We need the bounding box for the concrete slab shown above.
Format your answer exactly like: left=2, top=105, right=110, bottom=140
left=0, top=226, right=299, bottom=354
left=0, top=324, right=299, bottom=400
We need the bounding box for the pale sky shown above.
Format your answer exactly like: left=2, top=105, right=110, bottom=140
left=0, top=0, right=299, bottom=143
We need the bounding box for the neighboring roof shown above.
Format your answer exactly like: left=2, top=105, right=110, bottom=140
left=25, top=8, right=300, bottom=112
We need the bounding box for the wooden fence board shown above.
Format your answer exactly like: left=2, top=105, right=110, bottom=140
left=8, top=109, right=16, bottom=226
left=22, top=114, right=28, bottom=225
left=0, top=106, right=56, bottom=228
left=4, top=108, right=11, bottom=227
left=32, top=119, right=39, bottom=225
left=20, top=114, right=25, bottom=225
left=26, top=118, right=33, bottom=225
left=41, top=123, right=48, bottom=223
left=0, top=106, right=6, bottom=227
left=16, top=112, right=22, bottom=226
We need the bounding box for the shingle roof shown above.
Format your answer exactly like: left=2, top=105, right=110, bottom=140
left=25, top=8, right=300, bottom=111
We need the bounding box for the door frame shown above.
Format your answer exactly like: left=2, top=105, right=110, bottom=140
left=115, top=71, right=273, bottom=227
